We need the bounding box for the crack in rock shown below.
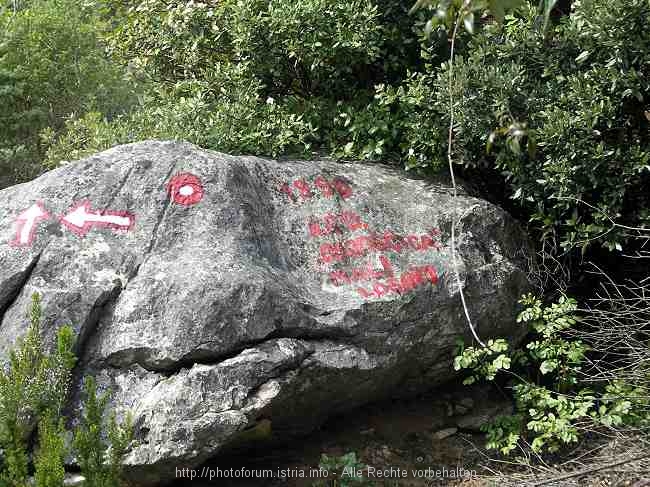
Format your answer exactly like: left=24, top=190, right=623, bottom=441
left=0, top=141, right=534, bottom=486
left=0, top=251, right=42, bottom=329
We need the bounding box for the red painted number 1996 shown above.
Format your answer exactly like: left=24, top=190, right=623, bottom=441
left=280, top=176, right=353, bottom=202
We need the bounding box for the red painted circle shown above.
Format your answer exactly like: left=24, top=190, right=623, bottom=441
left=167, top=173, right=204, bottom=206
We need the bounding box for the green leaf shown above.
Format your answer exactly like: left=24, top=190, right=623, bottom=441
left=540, top=359, right=558, bottom=375
left=463, top=12, right=474, bottom=34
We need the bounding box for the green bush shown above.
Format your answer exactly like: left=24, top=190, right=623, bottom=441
left=45, top=0, right=432, bottom=163
left=34, top=415, right=66, bottom=487
left=0, top=294, right=132, bottom=487
left=10, top=0, right=650, bottom=257
left=44, top=70, right=322, bottom=163
left=0, top=294, right=75, bottom=487
left=74, top=376, right=132, bottom=487
left=105, top=0, right=416, bottom=94
left=455, top=293, right=650, bottom=455
left=392, top=0, right=650, bottom=253
left=0, top=0, right=135, bottom=187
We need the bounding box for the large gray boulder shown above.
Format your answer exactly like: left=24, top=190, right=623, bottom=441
left=0, top=141, right=532, bottom=485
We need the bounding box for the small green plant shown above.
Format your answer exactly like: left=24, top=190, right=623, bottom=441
left=0, top=293, right=133, bottom=486
left=315, top=452, right=369, bottom=487
left=454, top=338, right=511, bottom=385
left=74, top=376, right=133, bottom=487
left=0, top=293, right=75, bottom=487
left=454, top=293, right=650, bottom=455
left=34, top=414, right=67, bottom=487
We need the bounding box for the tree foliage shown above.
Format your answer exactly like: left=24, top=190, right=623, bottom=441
left=28, top=0, right=647, bottom=256
left=0, top=0, right=134, bottom=187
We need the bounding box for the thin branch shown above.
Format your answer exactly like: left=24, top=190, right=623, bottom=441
left=447, top=1, right=485, bottom=348
left=529, top=452, right=650, bottom=486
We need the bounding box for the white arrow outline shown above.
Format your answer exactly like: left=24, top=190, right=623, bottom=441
left=11, top=202, right=50, bottom=247
left=60, top=200, right=135, bottom=237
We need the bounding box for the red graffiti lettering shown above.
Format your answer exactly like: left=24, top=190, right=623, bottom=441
left=307, top=211, right=367, bottom=239
left=280, top=175, right=354, bottom=202
left=319, top=242, right=344, bottom=263
left=420, top=234, right=442, bottom=251
left=350, top=263, right=441, bottom=299
left=320, top=231, right=443, bottom=263
left=308, top=219, right=322, bottom=237
left=329, top=260, right=390, bottom=286
left=314, top=176, right=335, bottom=198
left=400, top=268, right=426, bottom=293
left=375, top=232, right=409, bottom=253
left=393, top=235, right=409, bottom=253
left=323, top=213, right=338, bottom=234
left=329, top=270, right=351, bottom=286
left=339, top=210, right=368, bottom=231
left=373, top=232, right=391, bottom=252
left=332, top=178, right=353, bottom=200
left=386, top=277, right=403, bottom=294
left=279, top=182, right=295, bottom=201
left=379, top=255, right=394, bottom=277
left=421, top=264, right=439, bottom=284
left=353, top=262, right=383, bottom=282
left=356, top=287, right=374, bottom=298
left=344, top=236, right=371, bottom=258
left=349, top=267, right=367, bottom=281
left=373, top=282, right=389, bottom=298
left=308, top=211, right=368, bottom=237
left=293, top=179, right=312, bottom=198
left=406, top=235, right=421, bottom=250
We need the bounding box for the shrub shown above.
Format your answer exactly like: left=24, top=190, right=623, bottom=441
left=0, top=294, right=132, bottom=486
left=45, top=0, right=434, bottom=164
left=0, top=294, right=75, bottom=486
left=34, top=415, right=67, bottom=487
left=74, top=376, right=132, bottom=487
left=15, top=0, right=650, bottom=258
left=0, top=0, right=135, bottom=188
left=44, top=70, right=322, bottom=163
left=455, top=293, right=650, bottom=455
left=392, top=0, right=650, bottom=253
left=104, top=0, right=414, bottom=95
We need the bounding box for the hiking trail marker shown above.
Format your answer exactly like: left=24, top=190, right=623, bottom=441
left=10, top=202, right=50, bottom=247
left=9, top=172, right=206, bottom=247
left=167, top=173, right=204, bottom=206
left=60, top=200, right=135, bottom=237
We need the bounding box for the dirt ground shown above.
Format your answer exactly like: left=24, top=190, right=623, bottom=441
left=171, top=382, right=650, bottom=487
left=177, top=384, right=510, bottom=487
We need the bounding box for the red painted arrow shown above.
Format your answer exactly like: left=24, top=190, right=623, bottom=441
left=60, top=201, right=135, bottom=237
left=11, top=202, right=50, bottom=247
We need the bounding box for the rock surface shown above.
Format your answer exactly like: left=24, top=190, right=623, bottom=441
left=0, top=141, right=532, bottom=485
